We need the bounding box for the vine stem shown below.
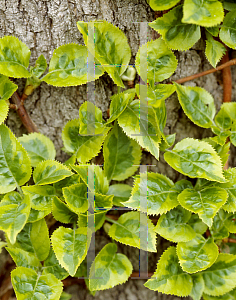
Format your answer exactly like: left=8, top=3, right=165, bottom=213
left=11, top=91, right=39, bottom=133
left=173, top=57, right=236, bottom=84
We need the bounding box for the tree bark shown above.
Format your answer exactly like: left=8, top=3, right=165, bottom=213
left=0, top=1, right=235, bottom=299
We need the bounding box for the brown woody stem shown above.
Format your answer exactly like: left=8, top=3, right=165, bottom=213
left=11, top=92, right=39, bottom=133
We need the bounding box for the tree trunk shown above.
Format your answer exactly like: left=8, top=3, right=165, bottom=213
left=0, top=1, right=233, bottom=299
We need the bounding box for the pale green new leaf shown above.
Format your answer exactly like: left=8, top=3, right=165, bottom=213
left=177, top=234, right=219, bottom=273
left=8, top=219, right=50, bottom=261
left=0, top=36, right=31, bottom=78
left=77, top=21, right=131, bottom=87
left=79, top=101, right=106, bottom=135
left=108, top=211, right=157, bottom=252
left=203, top=288, right=236, bottom=300
left=107, top=184, right=132, bottom=207
left=89, top=243, right=132, bottom=291
left=0, top=74, right=17, bottom=101
left=0, top=194, right=30, bottom=244
left=201, top=253, right=236, bottom=296
left=155, top=206, right=196, bottom=242
left=174, top=83, right=216, bottom=129
left=135, top=39, right=178, bottom=84
left=104, top=122, right=141, bottom=181
left=144, top=246, right=193, bottom=296
left=0, top=124, right=32, bottom=193
left=107, top=91, right=135, bottom=124
left=183, top=0, right=224, bottom=27
left=205, top=33, right=226, bottom=68
left=42, top=44, right=104, bottom=86
left=51, top=226, right=91, bottom=276
left=220, top=168, right=236, bottom=212
left=11, top=267, right=63, bottom=300
left=124, top=172, right=178, bottom=215
left=6, top=247, right=41, bottom=271
left=33, top=160, right=73, bottom=185
left=62, top=118, right=109, bottom=164
left=135, top=83, right=176, bottom=107
left=118, top=100, right=161, bottom=160
left=147, top=0, right=181, bottom=10
left=164, top=138, right=226, bottom=182
left=219, top=9, right=236, bottom=49
left=32, top=54, right=47, bottom=78
left=52, top=197, right=78, bottom=224
left=178, top=187, right=228, bottom=227
left=72, top=164, right=109, bottom=194
left=22, top=185, right=56, bottom=211
left=62, top=183, right=88, bottom=214
left=43, top=248, right=69, bottom=280
left=149, top=5, right=201, bottom=51
left=19, top=132, right=56, bottom=167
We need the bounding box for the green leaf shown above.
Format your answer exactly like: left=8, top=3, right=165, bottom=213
left=188, top=213, right=208, bottom=235
left=155, top=206, right=196, bottom=242
left=159, top=133, right=176, bottom=151
left=6, top=247, right=41, bottom=271
left=135, top=83, right=176, bottom=107
left=201, top=253, right=236, bottom=296
left=108, top=211, right=157, bottom=252
left=62, top=118, right=109, bottom=164
left=94, top=193, right=113, bottom=210
left=205, top=33, right=226, bottom=68
left=22, top=185, right=56, bottom=211
left=42, top=44, right=104, bottom=87
left=43, top=248, right=69, bottom=280
left=177, top=234, right=219, bottom=273
left=144, top=246, right=193, bottom=296
left=104, top=122, right=141, bottom=181
left=51, top=226, right=91, bottom=276
left=78, top=211, right=107, bottom=232
left=203, top=138, right=230, bottom=167
left=0, top=193, right=30, bottom=244
left=203, top=288, right=236, bottom=300
left=33, top=160, right=73, bottom=185
left=178, top=186, right=228, bottom=227
left=190, top=274, right=205, bottom=300
left=206, top=26, right=220, bottom=37
left=220, top=168, right=236, bottom=212
left=0, top=100, right=9, bottom=125
left=0, top=74, right=18, bottom=101
left=60, top=292, right=72, bottom=300
left=147, top=0, right=181, bottom=10
left=0, top=36, right=31, bottom=78
left=77, top=21, right=131, bottom=87
left=118, top=100, right=161, bottom=160
left=89, top=243, right=132, bottom=291
left=107, top=184, right=132, bottom=207
left=79, top=101, right=106, bottom=135
left=72, top=164, right=109, bottom=194
left=124, top=172, right=179, bottom=215
left=149, top=5, right=201, bottom=51
left=11, top=267, right=63, bottom=300
left=223, top=1, right=236, bottom=11
left=52, top=197, right=78, bottom=224
left=27, top=208, right=49, bottom=223
left=183, top=0, right=224, bottom=27
left=18, top=133, right=56, bottom=167
left=219, top=9, right=236, bottom=49
left=32, top=54, right=47, bottom=78
left=0, top=241, right=6, bottom=254
left=135, top=39, right=178, bottom=84
left=8, top=219, right=50, bottom=261
left=215, top=102, right=236, bottom=130
left=174, top=83, right=216, bottom=128
left=62, top=183, right=88, bottom=214
left=0, top=124, right=32, bottom=194
left=107, top=91, right=135, bottom=124
left=164, top=138, right=226, bottom=182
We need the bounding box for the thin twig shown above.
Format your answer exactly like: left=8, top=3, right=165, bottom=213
left=11, top=92, right=39, bottom=133
left=174, top=58, right=236, bottom=84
